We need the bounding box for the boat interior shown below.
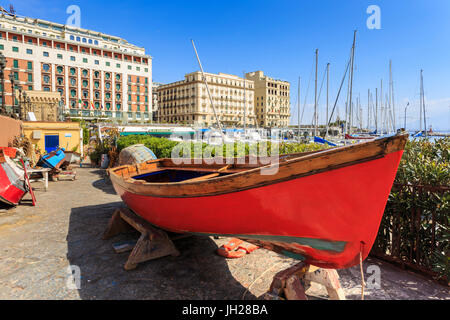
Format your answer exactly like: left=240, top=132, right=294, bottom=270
left=111, top=149, right=327, bottom=184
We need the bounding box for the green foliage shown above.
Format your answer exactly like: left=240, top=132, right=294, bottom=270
left=116, top=135, right=328, bottom=159
left=374, top=138, right=449, bottom=281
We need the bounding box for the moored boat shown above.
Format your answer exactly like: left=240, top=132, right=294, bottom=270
left=109, top=134, right=408, bottom=269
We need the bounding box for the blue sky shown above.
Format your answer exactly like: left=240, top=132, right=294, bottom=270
left=8, top=0, right=450, bottom=130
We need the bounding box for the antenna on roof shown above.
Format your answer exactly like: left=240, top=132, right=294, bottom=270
left=9, top=4, right=16, bottom=16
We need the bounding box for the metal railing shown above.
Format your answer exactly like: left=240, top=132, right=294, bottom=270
left=371, top=183, right=449, bottom=283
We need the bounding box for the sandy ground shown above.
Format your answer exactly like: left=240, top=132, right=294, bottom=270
left=0, top=166, right=448, bottom=300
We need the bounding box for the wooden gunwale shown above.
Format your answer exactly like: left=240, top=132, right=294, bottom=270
left=109, top=134, right=408, bottom=198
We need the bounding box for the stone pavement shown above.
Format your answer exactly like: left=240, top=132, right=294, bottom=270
left=0, top=167, right=448, bottom=300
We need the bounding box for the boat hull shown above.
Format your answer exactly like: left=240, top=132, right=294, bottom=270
left=112, top=149, right=404, bottom=269
left=0, top=162, right=27, bottom=206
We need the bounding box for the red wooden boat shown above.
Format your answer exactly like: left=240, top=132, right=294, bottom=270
left=109, top=134, right=408, bottom=269
left=0, top=151, right=27, bottom=206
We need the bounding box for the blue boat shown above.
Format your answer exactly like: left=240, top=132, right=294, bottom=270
left=40, top=148, right=66, bottom=169
left=314, top=136, right=337, bottom=147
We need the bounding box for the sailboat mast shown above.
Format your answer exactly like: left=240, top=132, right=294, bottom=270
left=380, top=79, right=383, bottom=133
left=314, top=49, right=318, bottom=137
left=348, top=30, right=357, bottom=135
left=191, top=39, right=225, bottom=143
left=421, top=70, right=427, bottom=137
left=298, top=77, right=301, bottom=140
left=325, top=63, right=330, bottom=138
left=243, top=72, right=247, bottom=135
left=368, top=89, right=371, bottom=130
left=375, top=88, right=378, bottom=133
left=390, top=60, right=396, bottom=132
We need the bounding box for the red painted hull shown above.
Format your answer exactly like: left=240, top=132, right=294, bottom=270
left=0, top=162, right=26, bottom=206
left=112, top=150, right=404, bottom=269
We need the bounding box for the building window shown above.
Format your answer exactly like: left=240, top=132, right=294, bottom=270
left=28, top=74, right=33, bottom=82
left=82, top=69, right=88, bottom=77
left=70, top=35, right=75, bottom=41
left=43, top=64, right=50, bottom=72
left=94, top=60, right=99, bottom=65
left=43, top=75, right=50, bottom=84
left=105, top=73, right=111, bottom=80
left=82, top=80, right=88, bottom=88
left=70, top=68, right=76, bottom=75
left=43, top=52, right=49, bottom=57
left=106, top=62, right=110, bottom=67
left=70, top=56, right=76, bottom=61
left=70, top=78, right=76, bottom=86
left=57, top=66, right=63, bottom=73
left=57, top=54, right=63, bottom=59
left=105, top=83, right=111, bottom=90
left=94, top=40, right=99, bottom=45
left=70, top=89, right=77, bottom=97
left=26, top=49, right=33, bottom=54
left=128, top=66, right=132, bottom=70
left=43, top=87, right=50, bottom=92
left=12, top=47, right=19, bottom=52
left=13, top=60, right=18, bottom=68
left=116, top=64, right=121, bottom=68
left=83, top=58, right=88, bottom=63
left=0, top=45, right=3, bottom=50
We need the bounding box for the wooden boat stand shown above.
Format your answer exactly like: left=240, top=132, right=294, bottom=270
left=103, top=208, right=188, bottom=270
left=265, top=262, right=346, bottom=300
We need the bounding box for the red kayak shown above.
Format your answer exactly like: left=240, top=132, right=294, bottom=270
left=109, top=134, right=408, bottom=269
left=0, top=151, right=27, bottom=206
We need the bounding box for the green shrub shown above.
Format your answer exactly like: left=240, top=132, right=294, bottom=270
left=375, top=138, right=449, bottom=281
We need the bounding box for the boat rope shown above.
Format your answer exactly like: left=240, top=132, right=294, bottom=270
left=242, top=261, right=284, bottom=300
left=360, top=242, right=366, bottom=300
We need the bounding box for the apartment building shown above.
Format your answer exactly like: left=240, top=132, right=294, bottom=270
left=0, top=12, right=152, bottom=121
left=245, top=71, right=291, bottom=128
left=156, top=71, right=256, bottom=127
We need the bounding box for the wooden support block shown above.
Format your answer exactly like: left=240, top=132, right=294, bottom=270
left=124, top=230, right=180, bottom=271
left=284, top=276, right=308, bottom=300
left=267, top=262, right=346, bottom=301
left=102, top=209, right=135, bottom=240
left=103, top=208, right=182, bottom=271
left=303, top=269, right=346, bottom=300
left=113, top=241, right=137, bottom=254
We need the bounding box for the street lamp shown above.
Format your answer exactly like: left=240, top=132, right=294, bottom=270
left=9, top=72, right=15, bottom=117
left=17, top=85, right=23, bottom=119
left=404, top=102, right=410, bottom=131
